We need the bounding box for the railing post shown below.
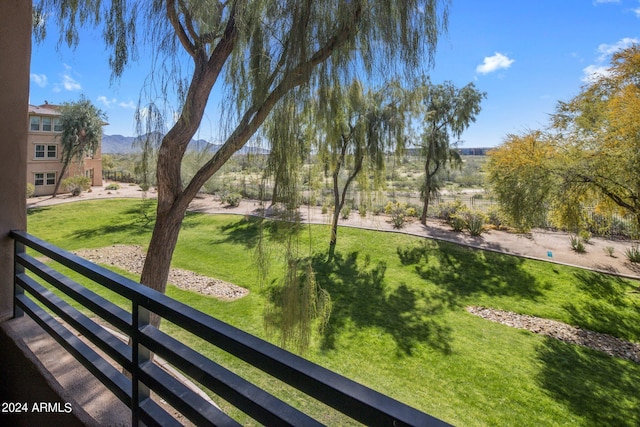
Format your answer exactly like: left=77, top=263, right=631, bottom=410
left=13, top=239, right=24, bottom=318
left=132, top=302, right=151, bottom=426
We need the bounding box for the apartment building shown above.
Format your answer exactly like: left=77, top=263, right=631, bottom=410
left=27, top=103, right=103, bottom=196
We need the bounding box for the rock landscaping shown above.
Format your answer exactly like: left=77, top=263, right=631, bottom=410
left=467, top=306, right=640, bottom=364
left=73, top=245, right=249, bottom=300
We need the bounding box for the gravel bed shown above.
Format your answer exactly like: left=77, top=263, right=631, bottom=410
left=74, top=245, right=249, bottom=300
left=467, top=306, right=640, bottom=364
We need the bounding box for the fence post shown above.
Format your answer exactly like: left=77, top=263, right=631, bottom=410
left=132, top=302, right=151, bottom=425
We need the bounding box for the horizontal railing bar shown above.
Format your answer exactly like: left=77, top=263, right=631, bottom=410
left=15, top=272, right=132, bottom=371
left=16, top=249, right=132, bottom=333
left=140, top=325, right=323, bottom=427
left=138, top=398, right=183, bottom=427
left=140, top=295, right=440, bottom=426
left=15, top=293, right=132, bottom=405
left=139, top=361, right=241, bottom=427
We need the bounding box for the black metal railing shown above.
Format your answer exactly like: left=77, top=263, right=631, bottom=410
left=11, top=230, right=449, bottom=426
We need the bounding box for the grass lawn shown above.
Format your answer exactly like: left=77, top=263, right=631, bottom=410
left=27, top=199, right=640, bottom=426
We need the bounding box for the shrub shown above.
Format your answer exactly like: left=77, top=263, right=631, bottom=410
left=450, top=215, right=466, bottom=232
left=625, top=245, right=640, bottom=263
left=321, top=204, right=329, bottom=215
left=570, top=235, right=586, bottom=253
left=486, top=206, right=505, bottom=229
left=223, top=193, right=242, bottom=207
left=26, top=182, right=35, bottom=198
left=105, top=183, right=120, bottom=191
left=61, top=175, right=91, bottom=196
left=341, top=207, right=351, bottom=220
left=436, top=200, right=466, bottom=224
left=358, top=204, right=367, bottom=218
left=464, top=211, right=486, bottom=236
left=385, top=201, right=408, bottom=229
left=139, top=182, right=150, bottom=192
left=578, top=229, right=592, bottom=244
left=603, top=246, right=615, bottom=257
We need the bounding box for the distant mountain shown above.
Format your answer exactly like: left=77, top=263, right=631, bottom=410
left=101, top=133, right=269, bottom=155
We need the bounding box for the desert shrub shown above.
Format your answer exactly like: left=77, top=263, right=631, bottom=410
left=223, top=193, right=242, bottom=207
left=321, top=204, right=329, bottom=215
left=341, top=207, right=351, bottom=220
left=358, top=204, right=367, bottom=218
left=578, top=229, right=592, bottom=244
left=436, top=200, right=467, bottom=223
left=603, top=246, right=615, bottom=257
left=464, top=211, right=486, bottom=236
left=105, top=183, right=120, bottom=191
left=385, top=201, right=408, bottom=229
left=450, top=215, right=466, bottom=232
left=26, top=182, right=35, bottom=198
left=486, top=206, right=505, bottom=229
left=625, top=245, right=640, bottom=263
left=61, top=175, right=91, bottom=196
left=569, top=235, right=586, bottom=253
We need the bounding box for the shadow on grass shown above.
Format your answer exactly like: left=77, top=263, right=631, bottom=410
left=313, top=251, right=452, bottom=356
left=27, top=206, right=51, bottom=216
left=564, top=271, right=640, bottom=342
left=536, top=337, right=640, bottom=426
left=219, top=216, right=304, bottom=249
left=398, top=239, right=545, bottom=307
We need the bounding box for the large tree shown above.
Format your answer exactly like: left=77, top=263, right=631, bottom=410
left=412, top=79, right=485, bottom=225
left=35, top=1, right=450, bottom=319
left=487, top=44, right=640, bottom=234
left=53, top=96, right=106, bottom=197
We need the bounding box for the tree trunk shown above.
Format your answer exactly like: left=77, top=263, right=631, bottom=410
left=420, top=149, right=433, bottom=225
left=52, top=160, right=70, bottom=197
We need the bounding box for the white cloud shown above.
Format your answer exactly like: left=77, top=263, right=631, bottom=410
left=118, top=100, right=136, bottom=109
left=596, top=37, right=639, bottom=61
left=97, top=96, right=117, bottom=108
left=634, top=7, right=640, bottom=17
left=30, top=73, right=48, bottom=88
left=53, top=65, right=81, bottom=92
left=582, top=37, right=640, bottom=82
left=593, top=0, right=620, bottom=4
left=475, top=52, right=515, bottom=74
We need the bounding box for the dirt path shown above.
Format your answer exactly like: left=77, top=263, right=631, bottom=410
left=28, top=182, right=640, bottom=281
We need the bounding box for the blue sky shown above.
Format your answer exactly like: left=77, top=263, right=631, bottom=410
left=29, top=0, right=640, bottom=147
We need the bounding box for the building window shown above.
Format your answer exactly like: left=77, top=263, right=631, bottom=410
left=54, top=118, right=63, bottom=132
left=30, top=116, right=41, bottom=131
left=34, top=172, right=55, bottom=186
left=42, top=117, right=52, bottom=131
left=46, top=172, right=56, bottom=185
left=47, top=145, right=57, bottom=158
left=35, top=144, right=57, bottom=159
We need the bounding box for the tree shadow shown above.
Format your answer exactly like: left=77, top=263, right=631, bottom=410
left=218, top=216, right=303, bottom=249
left=313, top=251, right=452, bottom=356
left=564, top=271, right=640, bottom=342
left=399, top=239, right=545, bottom=308
left=27, top=206, right=51, bottom=216
left=536, top=337, right=640, bottom=426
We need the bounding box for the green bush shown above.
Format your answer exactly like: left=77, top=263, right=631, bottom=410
left=341, top=207, right=351, bottom=220
left=625, top=245, right=640, bottom=263
left=603, top=246, right=615, bottom=257
left=570, top=235, right=586, bottom=253
left=26, top=182, right=35, bottom=198
left=385, top=201, right=408, bottom=229
left=450, top=215, right=466, bottom=232
left=105, top=183, right=120, bottom=191
left=486, top=206, right=505, bottom=229
left=436, top=200, right=466, bottom=224
left=464, top=211, right=486, bottom=236
left=61, top=175, right=91, bottom=196
left=223, top=193, right=242, bottom=207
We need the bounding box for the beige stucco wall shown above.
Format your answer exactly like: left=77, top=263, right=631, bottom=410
left=0, top=0, right=30, bottom=320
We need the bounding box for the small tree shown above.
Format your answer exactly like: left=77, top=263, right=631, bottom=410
left=411, top=79, right=485, bottom=225
left=52, top=96, right=106, bottom=197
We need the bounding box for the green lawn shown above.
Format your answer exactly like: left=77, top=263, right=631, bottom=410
left=27, top=199, right=640, bottom=426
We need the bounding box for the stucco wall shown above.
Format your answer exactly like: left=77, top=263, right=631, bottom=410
left=0, top=0, right=30, bottom=320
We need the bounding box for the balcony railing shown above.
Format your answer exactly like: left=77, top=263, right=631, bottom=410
left=11, top=230, right=450, bottom=426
